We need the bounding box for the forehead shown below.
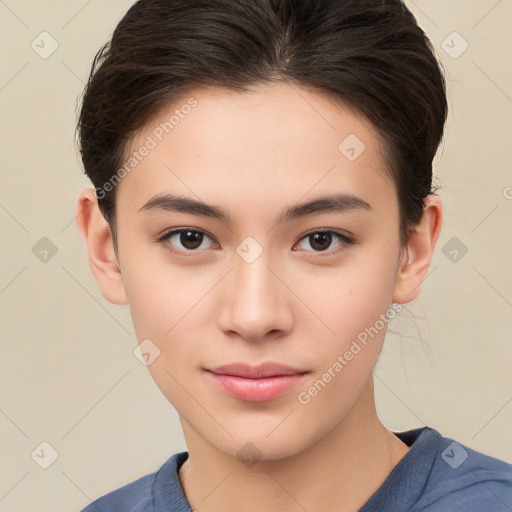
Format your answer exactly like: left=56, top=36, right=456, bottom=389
left=117, top=82, right=396, bottom=219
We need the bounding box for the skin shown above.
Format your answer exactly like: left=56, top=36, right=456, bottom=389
left=76, top=82, right=442, bottom=512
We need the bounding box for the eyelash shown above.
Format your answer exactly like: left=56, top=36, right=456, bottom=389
left=156, top=228, right=355, bottom=258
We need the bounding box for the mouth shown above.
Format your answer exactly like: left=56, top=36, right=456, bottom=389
left=204, top=362, right=310, bottom=402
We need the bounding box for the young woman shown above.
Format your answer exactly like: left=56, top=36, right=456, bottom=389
left=75, top=0, right=512, bottom=510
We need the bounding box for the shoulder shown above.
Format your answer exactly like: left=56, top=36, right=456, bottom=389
left=79, top=452, right=187, bottom=512
left=79, top=472, right=155, bottom=512
left=411, top=427, right=512, bottom=512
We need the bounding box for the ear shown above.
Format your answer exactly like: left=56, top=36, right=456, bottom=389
left=75, top=188, right=128, bottom=305
left=392, top=195, right=443, bottom=304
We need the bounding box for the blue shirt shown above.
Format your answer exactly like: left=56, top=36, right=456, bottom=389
left=80, top=426, right=512, bottom=511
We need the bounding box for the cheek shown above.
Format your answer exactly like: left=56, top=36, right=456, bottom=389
left=296, top=247, right=399, bottom=339
left=121, top=251, right=214, bottom=410
left=122, top=261, right=204, bottom=408
left=292, top=257, right=398, bottom=426
left=120, top=243, right=199, bottom=338
left=291, top=246, right=400, bottom=405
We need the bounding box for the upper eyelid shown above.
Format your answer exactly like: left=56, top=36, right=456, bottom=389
left=158, top=227, right=215, bottom=241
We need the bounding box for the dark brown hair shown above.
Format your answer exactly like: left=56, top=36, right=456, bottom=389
left=76, top=0, right=448, bottom=250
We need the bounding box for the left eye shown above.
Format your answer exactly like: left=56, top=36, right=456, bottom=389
left=158, top=229, right=353, bottom=255
left=294, top=230, right=353, bottom=254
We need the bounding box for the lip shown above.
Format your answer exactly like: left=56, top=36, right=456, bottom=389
left=207, top=362, right=308, bottom=378
left=204, top=362, right=309, bottom=402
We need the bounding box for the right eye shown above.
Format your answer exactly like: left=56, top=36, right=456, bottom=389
left=158, top=228, right=219, bottom=256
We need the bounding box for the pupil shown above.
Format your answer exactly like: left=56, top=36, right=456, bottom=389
left=310, top=232, right=331, bottom=251
left=181, top=230, right=203, bottom=249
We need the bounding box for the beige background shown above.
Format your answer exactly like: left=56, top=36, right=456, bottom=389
left=0, top=1, right=511, bottom=511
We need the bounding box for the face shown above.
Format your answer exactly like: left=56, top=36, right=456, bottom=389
left=112, top=83, right=406, bottom=460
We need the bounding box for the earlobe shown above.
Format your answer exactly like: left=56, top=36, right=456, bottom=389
left=75, top=189, right=129, bottom=306
left=392, top=195, right=443, bottom=304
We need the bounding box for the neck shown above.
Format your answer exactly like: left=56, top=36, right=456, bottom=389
left=178, top=377, right=409, bottom=512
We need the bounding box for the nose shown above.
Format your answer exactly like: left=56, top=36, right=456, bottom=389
left=216, top=251, right=294, bottom=343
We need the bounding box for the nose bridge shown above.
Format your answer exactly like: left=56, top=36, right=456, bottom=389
left=235, top=249, right=273, bottom=301
left=217, top=245, right=291, bottom=340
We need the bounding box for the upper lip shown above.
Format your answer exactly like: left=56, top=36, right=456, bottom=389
left=206, top=362, right=309, bottom=379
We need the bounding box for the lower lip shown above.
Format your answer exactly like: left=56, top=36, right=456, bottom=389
left=206, top=371, right=307, bottom=402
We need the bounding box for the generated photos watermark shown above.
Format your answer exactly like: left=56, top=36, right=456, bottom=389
left=297, top=303, right=403, bottom=405
left=95, top=97, right=198, bottom=201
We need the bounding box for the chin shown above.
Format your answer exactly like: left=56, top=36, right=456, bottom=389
left=204, top=422, right=323, bottom=464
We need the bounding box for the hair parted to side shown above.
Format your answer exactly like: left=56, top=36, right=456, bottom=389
left=75, top=0, right=448, bottom=251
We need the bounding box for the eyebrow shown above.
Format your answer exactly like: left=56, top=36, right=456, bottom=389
left=138, top=192, right=372, bottom=223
